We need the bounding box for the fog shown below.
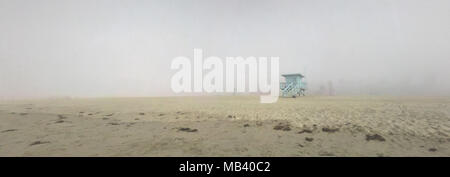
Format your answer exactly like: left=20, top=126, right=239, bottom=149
left=1, top=0, right=449, bottom=99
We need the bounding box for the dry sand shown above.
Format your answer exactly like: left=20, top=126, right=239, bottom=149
left=0, top=96, right=449, bottom=156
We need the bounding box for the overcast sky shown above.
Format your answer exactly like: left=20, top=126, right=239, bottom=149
left=1, top=0, right=449, bottom=99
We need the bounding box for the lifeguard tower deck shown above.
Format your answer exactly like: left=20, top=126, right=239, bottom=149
left=280, top=73, right=306, bottom=97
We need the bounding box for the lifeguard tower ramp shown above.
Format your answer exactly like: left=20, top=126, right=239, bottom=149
left=280, top=73, right=306, bottom=97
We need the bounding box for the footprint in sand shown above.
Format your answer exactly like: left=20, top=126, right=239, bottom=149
left=273, top=122, right=291, bottom=131
left=318, top=151, right=335, bottom=156
left=29, top=141, right=50, bottom=146
left=177, top=127, right=198, bottom=132
left=365, top=134, right=386, bottom=142
left=298, top=129, right=313, bottom=134
left=108, top=122, right=120, bottom=125
left=55, top=120, right=65, bottom=124
left=428, top=148, right=437, bottom=152
left=1, top=129, right=18, bottom=133
left=322, top=127, right=340, bottom=133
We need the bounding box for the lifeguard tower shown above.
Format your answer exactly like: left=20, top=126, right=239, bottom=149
left=280, top=73, right=306, bottom=98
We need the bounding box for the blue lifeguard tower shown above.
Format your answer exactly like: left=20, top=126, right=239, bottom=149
left=280, top=73, right=306, bottom=97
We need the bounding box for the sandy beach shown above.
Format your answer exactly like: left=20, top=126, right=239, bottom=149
left=0, top=96, right=449, bottom=156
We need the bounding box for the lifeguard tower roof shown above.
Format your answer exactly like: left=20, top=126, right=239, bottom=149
left=282, top=73, right=304, bottom=78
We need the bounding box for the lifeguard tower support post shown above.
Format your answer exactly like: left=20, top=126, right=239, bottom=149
left=280, top=73, right=306, bottom=98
